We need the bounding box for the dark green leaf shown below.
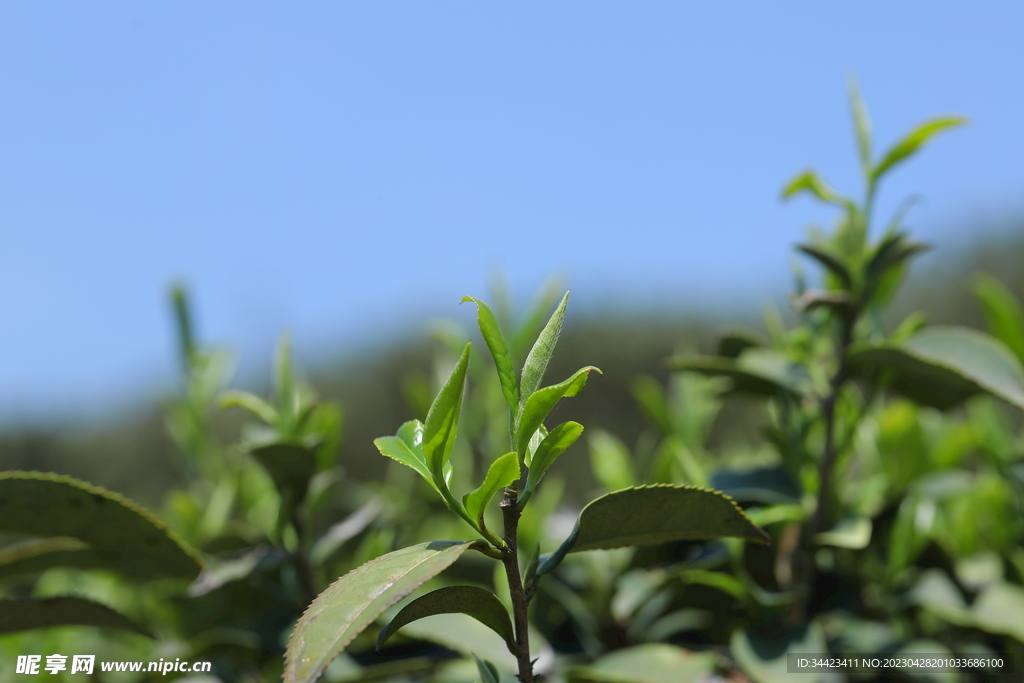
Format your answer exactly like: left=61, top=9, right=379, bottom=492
left=474, top=655, right=501, bottom=683
left=538, top=485, right=767, bottom=575
left=791, top=289, right=857, bottom=322
left=377, top=585, right=515, bottom=654
left=423, top=343, right=471, bottom=480
left=462, top=297, right=518, bottom=414
left=249, top=441, right=316, bottom=506
left=716, top=329, right=764, bottom=360
left=710, top=466, right=802, bottom=505
left=973, top=273, right=1024, bottom=366
left=284, top=540, right=485, bottom=683
left=524, top=422, right=584, bottom=498
left=0, top=597, right=151, bottom=637
left=0, top=472, right=202, bottom=580
left=846, top=326, right=1024, bottom=411
left=519, top=291, right=569, bottom=402
left=567, top=645, right=715, bottom=683
left=0, top=537, right=197, bottom=581
left=872, top=116, right=968, bottom=181
left=668, top=350, right=806, bottom=399
left=516, top=366, right=600, bottom=460
left=463, top=452, right=519, bottom=526
left=863, top=233, right=928, bottom=303
left=795, top=244, right=853, bottom=290
left=374, top=420, right=437, bottom=491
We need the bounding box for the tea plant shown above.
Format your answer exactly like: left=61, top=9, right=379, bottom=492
left=284, top=292, right=768, bottom=683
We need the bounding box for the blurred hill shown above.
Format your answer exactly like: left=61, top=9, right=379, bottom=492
left=2, top=223, right=1022, bottom=509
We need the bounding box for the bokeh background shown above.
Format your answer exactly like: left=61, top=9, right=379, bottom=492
left=2, top=2, right=1022, bottom=504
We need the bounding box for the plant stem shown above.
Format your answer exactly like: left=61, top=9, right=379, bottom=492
left=501, top=488, right=534, bottom=683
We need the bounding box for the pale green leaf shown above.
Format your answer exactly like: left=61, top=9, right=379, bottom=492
left=872, top=116, right=967, bottom=181
left=284, top=540, right=484, bottom=683
left=731, top=625, right=825, bottom=683
left=473, top=655, right=501, bottom=683
left=781, top=169, right=852, bottom=208
left=424, top=343, right=472, bottom=479
left=814, top=516, right=872, bottom=549
left=221, top=390, right=278, bottom=425
left=516, top=366, right=600, bottom=460
left=588, top=429, right=635, bottom=492
left=519, top=291, right=569, bottom=402
left=973, top=273, right=1024, bottom=366
left=523, top=422, right=584, bottom=499
left=463, top=452, right=519, bottom=526
left=374, top=420, right=435, bottom=490
left=567, top=644, right=715, bottom=683
left=848, top=74, right=873, bottom=178
left=377, top=585, right=515, bottom=654
left=462, top=297, right=518, bottom=413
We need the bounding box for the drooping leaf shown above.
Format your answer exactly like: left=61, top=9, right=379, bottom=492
left=872, top=116, right=967, bottom=181
left=668, top=350, right=807, bottom=399
left=731, top=625, right=826, bottom=683
left=538, top=485, right=768, bottom=575
left=462, top=297, right=518, bottom=414
left=377, top=585, right=516, bottom=654
left=0, top=597, right=152, bottom=637
left=716, top=329, right=763, bottom=359
left=796, top=244, right=853, bottom=290
left=567, top=644, right=715, bottom=683
left=710, top=466, right=802, bottom=505
left=463, top=453, right=519, bottom=526
left=516, top=366, right=600, bottom=460
left=587, top=429, right=635, bottom=492
left=423, top=343, right=472, bottom=480
left=284, top=540, right=485, bottom=683
left=473, top=655, right=501, bottom=683
left=221, top=390, right=278, bottom=425
left=374, top=420, right=437, bottom=491
left=781, top=170, right=852, bottom=208
left=519, top=291, right=569, bottom=402
left=523, top=422, right=584, bottom=498
left=0, top=472, right=202, bottom=580
left=846, top=326, right=1024, bottom=411
left=249, top=441, right=317, bottom=506
left=973, top=273, right=1024, bottom=366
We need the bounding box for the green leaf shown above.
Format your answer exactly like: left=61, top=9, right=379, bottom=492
left=0, top=597, right=152, bottom=637
left=377, top=585, right=516, bottom=655
left=795, top=244, right=853, bottom=290
left=814, top=516, right=872, bottom=549
left=567, top=645, right=715, bottom=683
left=710, top=466, right=802, bottom=505
left=848, top=75, right=873, bottom=179
left=375, top=420, right=435, bottom=487
left=519, top=291, right=569, bottom=402
left=862, top=233, right=928, bottom=303
left=523, top=422, right=584, bottom=499
left=731, top=624, right=825, bottom=683
left=846, top=326, right=1024, bottom=411
left=970, top=581, right=1024, bottom=642
left=463, top=452, right=519, bottom=527
left=516, top=366, right=600, bottom=460
left=872, top=115, right=967, bottom=181
left=0, top=537, right=200, bottom=581
left=249, top=441, right=317, bottom=506
left=781, top=170, right=852, bottom=208
left=221, top=390, right=278, bottom=425
left=0, top=472, right=202, bottom=580
left=973, top=273, right=1024, bottom=366
left=424, top=343, right=472, bottom=480
left=588, top=429, right=635, bottom=492
left=462, top=297, right=518, bottom=414
left=284, top=540, right=484, bottom=683
left=668, top=350, right=807, bottom=399
left=538, top=485, right=768, bottom=575
left=716, top=330, right=763, bottom=359
left=630, top=375, right=671, bottom=432
left=473, top=655, right=501, bottom=683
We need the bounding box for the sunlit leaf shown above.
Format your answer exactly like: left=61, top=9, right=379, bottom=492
left=516, top=366, right=600, bottom=461
left=848, top=75, right=873, bottom=179
left=423, top=343, right=472, bottom=480
left=587, top=429, right=635, bottom=492
left=221, top=390, right=278, bottom=425
left=872, top=116, right=967, bottom=181
left=538, top=485, right=767, bottom=575
left=0, top=472, right=202, bottom=580
left=731, top=624, right=825, bottom=683
left=0, top=597, right=152, bottom=637
left=284, top=540, right=485, bottom=683
left=463, top=452, right=519, bottom=526
left=781, top=170, right=852, bottom=208
left=973, top=273, right=1024, bottom=366
left=374, top=420, right=435, bottom=490
left=814, top=516, right=871, bottom=549
left=567, top=644, right=715, bottom=683
left=377, top=585, right=515, bottom=654
left=462, top=297, right=518, bottom=414
left=523, top=422, right=584, bottom=499
left=846, top=326, right=1024, bottom=411
left=519, top=291, right=569, bottom=402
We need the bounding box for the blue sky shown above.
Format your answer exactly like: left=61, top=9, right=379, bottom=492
left=1, top=3, right=1022, bottom=423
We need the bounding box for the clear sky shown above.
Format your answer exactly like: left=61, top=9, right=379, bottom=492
left=1, top=3, right=1022, bottom=423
